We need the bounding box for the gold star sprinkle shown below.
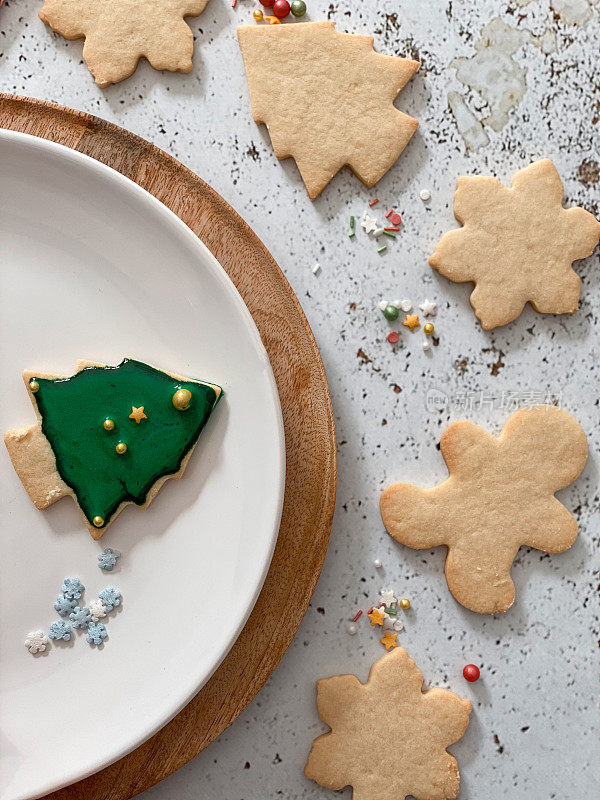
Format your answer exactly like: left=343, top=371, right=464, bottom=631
left=403, top=314, right=420, bottom=332
left=368, top=607, right=385, bottom=626
left=129, top=406, right=147, bottom=423
left=380, top=631, right=398, bottom=650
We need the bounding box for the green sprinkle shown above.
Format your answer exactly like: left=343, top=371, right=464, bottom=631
left=386, top=608, right=397, bottom=616
left=377, top=245, right=387, bottom=254
left=350, top=216, right=355, bottom=229
left=383, top=230, right=396, bottom=239
left=348, top=231, right=355, bottom=238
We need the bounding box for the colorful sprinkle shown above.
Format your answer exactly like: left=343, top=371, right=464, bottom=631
left=98, top=586, right=121, bottom=611
left=384, top=226, right=400, bottom=232
left=253, top=8, right=263, bottom=20
left=463, top=664, right=480, bottom=682
left=69, top=606, right=92, bottom=629
left=54, top=594, right=77, bottom=617
left=369, top=198, right=379, bottom=207
left=383, top=230, right=396, bottom=239
left=399, top=597, right=411, bottom=610
left=377, top=246, right=387, bottom=254
left=348, top=231, right=355, bottom=238
left=291, top=0, right=307, bottom=16
left=424, top=322, right=435, bottom=335
left=352, top=610, right=363, bottom=622
left=265, top=14, right=281, bottom=23
left=380, top=631, right=398, bottom=650
left=272, top=0, right=290, bottom=17
left=390, top=213, right=402, bottom=226
left=402, top=314, right=420, bottom=332
left=368, top=607, right=385, bottom=626
left=387, top=331, right=399, bottom=344
left=382, top=303, right=399, bottom=321
left=385, top=209, right=394, bottom=219
left=350, top=215, right=355, bottom=229
left=61, top=577, right=84, bottom=600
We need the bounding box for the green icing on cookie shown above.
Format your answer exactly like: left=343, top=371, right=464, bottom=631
left=31, top=359, right=221, bottom=528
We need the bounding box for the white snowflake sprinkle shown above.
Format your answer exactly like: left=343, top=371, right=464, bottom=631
left=89, top=598, right=107, bottom=622
left=25, top=629, right=48, bottom=654
left=419, top=299, right=437, bottom=317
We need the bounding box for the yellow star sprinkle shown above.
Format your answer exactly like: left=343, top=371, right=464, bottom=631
left=265, top=15, right=281, bottom=24
left=403, top=314, right=420, bottom=332
left=129, top=406, right=147, bottom=424
left=368, top=607, right=385, bottom=626
left=380, top=632, right=398, bottom=650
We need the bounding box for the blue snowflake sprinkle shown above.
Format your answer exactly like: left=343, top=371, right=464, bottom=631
left=97, top=548, right=121, bottom=572
left=98, top=587, right=121, bottom=611
left=54, top=593, right=77, bottom=617
left=49, top=619, right=72, bottom=641
left=61, top=576, right=84, bottom=600
left=69, top=606, right=91, bottom=629
left=86, top=622, right=108, bottom=646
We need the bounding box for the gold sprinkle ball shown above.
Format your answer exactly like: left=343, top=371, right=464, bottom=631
left=253, top=8, right=263, bottom=20
left=93, top=516, right=105, bottom=528
left=399, top=598, right=410, bottom=610
left=115, top=442, right=128, bottom=455
left=172, top=388, right=192, bottom=411
left=29, top=380, right=40, bottom=393
left=103, top=418, right=115, bottom=431
left=424, top=322, right=435, bottom=335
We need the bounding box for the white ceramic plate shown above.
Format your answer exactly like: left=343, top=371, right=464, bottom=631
left=0, top=130, right=285, bottom=800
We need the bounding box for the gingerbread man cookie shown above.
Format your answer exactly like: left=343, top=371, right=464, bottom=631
left=430, top=160, right=600, bottom=329
left=39, top=0, right=210, bottom=87
left=237, top=21, right=419, bottom=200
left=380, top=406, right=587, bottom=614
left=305, top=647, right=471, bottom=800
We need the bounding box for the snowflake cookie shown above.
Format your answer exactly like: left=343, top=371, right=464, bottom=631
left=54, top=593, right=77, bottom=617
left=98, top=587, right=121, bottom=612
left=25, top=630, right=49, bottom=654
left=39, top=0, right=210, bottom=87
left=430, top=160, right=600, bottom=329
left=86, top=622, right=108, bottom=646
left=69, top=606, right=92, bottom=629
left=49, top=619, right=72, bottom=641
left=98, top=548, right=121, bottom=571
left=305, top=647, right=471, bottom=800
left=88, top=598, right=107, bottom=622
left=380, top=406, right=588, bottom=614
left=61, top=577, right=84, bottom=600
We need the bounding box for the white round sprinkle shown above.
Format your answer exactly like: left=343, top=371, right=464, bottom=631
left=422, top=340, right=431, bottom=351
left=379, top=299, right=388, bottom=311
left=420, top=189, right=431, bottom=201
left=374, top=558, right=382, bottom=568
left=347, top=623, right=357, bottom=635
left=400, top=299, right=412, bottom=312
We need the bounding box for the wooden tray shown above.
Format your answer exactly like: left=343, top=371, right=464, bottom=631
left=0, top=94, right=337, bottom=800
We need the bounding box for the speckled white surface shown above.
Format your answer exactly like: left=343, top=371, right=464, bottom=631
left=1, top=0, right=599, bottom=798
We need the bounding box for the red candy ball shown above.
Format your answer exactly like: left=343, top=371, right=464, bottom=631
left=387, top=332, right=399, bottom=344
left=463, top=664, right=480, bottom=682
left=390, top=213, right=402, bottom=226
left=260, top=0, right=275, bottom=6
left=273, top=0, right=290, bottom=17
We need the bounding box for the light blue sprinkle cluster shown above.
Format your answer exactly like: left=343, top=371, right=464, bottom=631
left=86, top=622, right=108, bottom=646
left=97, top=548, right=121, bottom=572
left=69, top=606, right=91, bottom=629
left=61, top=577, right=85, bottom=600
left=49, top=619, right=72, bottom=641
left=99, top=587, right=121, bottom=611
left=54, top=593, right=77, bottom=617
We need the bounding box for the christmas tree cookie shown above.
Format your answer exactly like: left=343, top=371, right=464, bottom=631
left=4, top=359, right=221, bottom=538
